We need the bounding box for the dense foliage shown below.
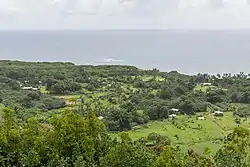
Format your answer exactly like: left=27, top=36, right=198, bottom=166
left=0, top=107, right=249, bottom=167
left=1, top=61, right=250, bottom=166
left=1, top=61, right=250, bottom=129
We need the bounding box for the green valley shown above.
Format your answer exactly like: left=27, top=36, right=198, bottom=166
left=0, top=60, right=249, bottom=166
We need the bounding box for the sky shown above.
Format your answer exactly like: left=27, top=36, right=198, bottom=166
left=1, top=0, right=250, bottom=30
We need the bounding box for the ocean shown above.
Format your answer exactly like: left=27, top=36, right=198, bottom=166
left=1, top=30, right=250, bottom=74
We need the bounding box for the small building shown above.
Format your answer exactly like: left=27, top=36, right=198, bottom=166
left=21, top=87, right=39, bottom=91
left=98, top=116, right=104, bottom=120
left=201, top=83, right=212, bottom=86
left=22, top=87, right=33, bottom=90
left=197, top=116, right=205, bottom=120
left=171, top=108, right=180, bottom=112
left=169, top=114, right=177, bottom=119
left=214, top=111, right=224, bottom=117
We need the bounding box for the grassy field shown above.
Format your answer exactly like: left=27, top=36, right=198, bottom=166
left=194, top=85, right=210, bottom=92
left=116, top=112, right=250, bottom=154
left=40, top=86, right=49, bottom=94
left=132, top=75, right=165, bottom=82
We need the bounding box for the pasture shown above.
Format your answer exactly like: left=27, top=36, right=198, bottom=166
left=123, top=112, right=250, bottom=153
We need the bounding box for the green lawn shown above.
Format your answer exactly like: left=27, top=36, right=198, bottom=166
left=141, top=75, right=165, bottom=82
left=131, top=75, right=165, bottom=82
left=116, top=112, right=250, bottom=154
left=194, top=85, right=209, bottom=92
left=40, top=86, right=49, bottom=94
left=155, top=76, right=165, bottom=82
left=53, top=94, right=82, bottom=100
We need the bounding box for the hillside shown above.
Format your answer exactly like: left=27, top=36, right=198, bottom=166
left=0, top=60, right=250, bottom=166
left=1, top=60, right=250, bottom=126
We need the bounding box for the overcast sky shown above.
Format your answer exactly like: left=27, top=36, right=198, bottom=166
left=1, top=0, right=250, bottom=30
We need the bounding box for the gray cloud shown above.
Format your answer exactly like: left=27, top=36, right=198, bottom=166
left=0, top=0, right=250, bottom=29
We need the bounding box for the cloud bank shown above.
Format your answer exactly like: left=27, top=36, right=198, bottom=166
left=0, top=0, right=250, bottom=29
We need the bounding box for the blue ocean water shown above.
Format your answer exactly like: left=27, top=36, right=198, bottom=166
left=0, top=30, right=250, bottom=74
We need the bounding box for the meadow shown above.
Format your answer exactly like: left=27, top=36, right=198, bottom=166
left=112, top=112, right=250, bottom=154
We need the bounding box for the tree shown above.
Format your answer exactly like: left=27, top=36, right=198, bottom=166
left=153, top=146, right=185, bottom=167
left=147, top=133, right=171, bottom=146
left=159, top=87, right=173, bottom=100
left=101, top=132, right=156, bottom=167
left=82, top=110, right=111, bottom=165
left=214, top=127, right=250, bottom=167
left=185, top=149, right=215, bottom=167
left=46, top=110, right=110, bottom=166
left=0, top=108, right=20, bottom=166
left=107, top=108, right=132, bottom=131
left=68, top=97, right=78, bottom=105
left=18, top=118, right=48, bottom=166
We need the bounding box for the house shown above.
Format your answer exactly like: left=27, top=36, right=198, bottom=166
left=21, top=87, right=39, bottom=91
left=169, top=114, right=177, bottom=119
left=98, top=116, right=104, bottom=120
left=201, top=83, right=212, bottom=86
left=21, top=87, right=33, bottom=90
left=197, top=116, right=205, bottom=120
left=171, top=108, right=180, bottom=112
left=214, top=111, right=224, bottom=117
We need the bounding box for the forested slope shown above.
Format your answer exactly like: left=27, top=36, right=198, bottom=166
left=0, top=60, right=250, bottom=166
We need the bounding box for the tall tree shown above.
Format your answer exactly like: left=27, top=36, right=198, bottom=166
left=214, top=127, right=250, bottom=167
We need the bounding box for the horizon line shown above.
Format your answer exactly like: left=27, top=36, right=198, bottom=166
left=1, top=28, right=250, bottom=32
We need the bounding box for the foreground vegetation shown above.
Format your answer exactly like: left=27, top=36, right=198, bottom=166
left=0, top=107, right=249, bottom=166
left=0, top=60, right=250, bottom=166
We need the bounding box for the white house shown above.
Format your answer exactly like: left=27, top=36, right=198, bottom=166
left=201, top=83, right=212, bottom=86
left=171, top=108, right=180, bottom=112
left=169, top=114, right=177, bottom=119
left=21, top=87, right=39, bottom=91
left=214, top=111, right=224, bottom=117
left=98, top=116, right=104, bottom=120
left=197, top=116, right=205, bottom=120
left=22, top=87, right=33, bottom=90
